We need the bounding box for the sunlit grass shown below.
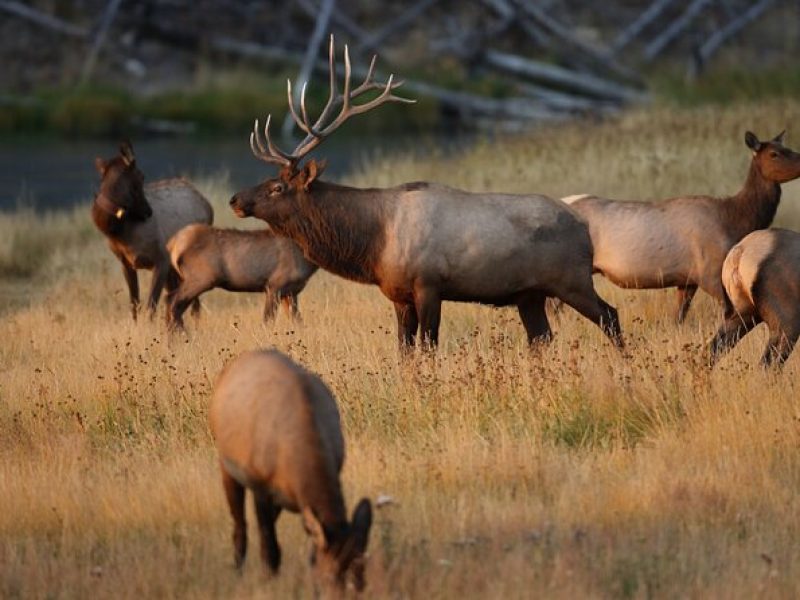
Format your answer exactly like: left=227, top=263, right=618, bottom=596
left=2, top=100, right=800, bottom=598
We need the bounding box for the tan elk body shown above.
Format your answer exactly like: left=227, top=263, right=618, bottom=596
left=709, top=228, right=800, bottom=366
left=563, top=131, right=800, bottom=322
left=91, top=142, right=213, bottom=320
left=210, top=349, right=372, bottom=591
left=229, top=37, right=623, bottom=350
left=166, top=224, right=317, bottom=328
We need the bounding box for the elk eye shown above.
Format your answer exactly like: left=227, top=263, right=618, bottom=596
left=770, top=151, right=779, bottom=158
left=270, top=183, right=284, bottom=194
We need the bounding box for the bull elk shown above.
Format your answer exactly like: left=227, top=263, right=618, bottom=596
left=166, top=224, right=318, bottom=329
left=563, top=131, right=800, bottom=323
left=229, top=36, right=623, bottom=351
left=91, top=141, right=214, bottom=321
left=210, top=349, right=372, bottom=592
left=709, top=228, right=800, bottom=367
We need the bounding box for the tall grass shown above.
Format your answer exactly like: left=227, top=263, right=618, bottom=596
left=2, top=101, right=800, bottom=598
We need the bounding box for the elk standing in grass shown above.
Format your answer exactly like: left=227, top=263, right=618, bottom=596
left=210, top=349, right=373, bottom=593
left=563, top=131, right=800, bottom=323
left=91, top=141, right=214, bottom=320
left=166, top=224, right=317, bottom=330
left=709, top=228, right=800, bottom=367
left=230, top=37, right=623, bottom=351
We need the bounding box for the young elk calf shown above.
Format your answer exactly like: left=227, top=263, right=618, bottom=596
left=709, top=228, right=800, bottom=367
left=210, top=350, right=373, bottom=593
left=91, top=141, right=213, bottom=320
left=166, top=224, right=317, bottom=329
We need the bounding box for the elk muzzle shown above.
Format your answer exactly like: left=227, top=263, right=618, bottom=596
left=229, top=193, right=250, bottom=218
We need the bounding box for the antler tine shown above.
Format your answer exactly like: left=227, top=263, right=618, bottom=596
left=286, top=80, right=317, bottom=136
left=250, top=116, right=292, bottom=166
left=311, top=34, right=338, bottom=132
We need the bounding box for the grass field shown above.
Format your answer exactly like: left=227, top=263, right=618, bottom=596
left=2, top=100, right=800, bottom=598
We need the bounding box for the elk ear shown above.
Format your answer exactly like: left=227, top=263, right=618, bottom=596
left=772, top=130, right=787, bottom=145
left=119, top=140, right=136, bottom=166
left=745, top=131, right=762, bottom=153
left=301, top=159, right=327, bottom=191
left=351, top=498, right=373, bottom=553
left=303, top=506, right=328, bottom=550
left=94, top=157, right=107, bottom=176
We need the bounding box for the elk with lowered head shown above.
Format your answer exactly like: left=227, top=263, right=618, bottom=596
left=563, top=130, right=800, bottom=323
left=91, top=141, right=214, bottom=320
left=166, top=223, right=318, bottom=329
left=210, top=349, right=372, bottom=593
left=709, top=228, right=800, bottom=367
left=229, top=37, right=623, bottom=351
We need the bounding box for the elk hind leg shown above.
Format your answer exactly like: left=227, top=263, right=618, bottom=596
left=559, top=285, right=624, bottom=348
left=221, top=465, right=247, bottom=570
left=708, top=309, right=758, bottom=366
left=760, top=326, right=798, bottom=368
left=254, top=491, right=282, bottom=574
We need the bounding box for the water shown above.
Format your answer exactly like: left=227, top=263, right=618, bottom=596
left=0, top=133, right=443, bottom=212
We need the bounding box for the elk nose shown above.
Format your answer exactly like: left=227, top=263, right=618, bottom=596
left=229, top=194, right=238, bottom=207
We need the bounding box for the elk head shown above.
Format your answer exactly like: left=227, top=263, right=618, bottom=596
left=94, top=140, right=152, bottom=222
left=229, top=35, right=414, bottom=227
left=745, top=130, right=800, bottom=184
left=303, top=499, right=373, bottom=594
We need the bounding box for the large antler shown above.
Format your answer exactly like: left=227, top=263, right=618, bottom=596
left=250, top=35, right=415, bottom=169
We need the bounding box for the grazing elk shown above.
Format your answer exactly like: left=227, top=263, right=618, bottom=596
left=210, top=349, right=373, bottom=592
left=229, top=37, right=623, bottom=351
left=91, top=141, right=213, bottom=320
left=563, top=130, right=800, bottom=323
left=709, top=228, right=800, bottom=367
left=166, top=224, right=318, bottom=329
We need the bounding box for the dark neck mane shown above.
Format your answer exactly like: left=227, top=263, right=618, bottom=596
left=91, top=196, right=122, bottom=236
left=722, top=161, right=781, bottom=237
left=275, top=181, right=389, bottom=284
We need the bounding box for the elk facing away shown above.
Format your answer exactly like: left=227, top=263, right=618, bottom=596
left=563, top=131, right=800, bottom=323
left=709, top=228, right=800, bottom=367
left=229, top=37, right=623, bottom=351
left=91, top=141, right=214, bottom=320
left=210, top=349, right=372, bottom=593
left=166, top=224, right=317, bottom=330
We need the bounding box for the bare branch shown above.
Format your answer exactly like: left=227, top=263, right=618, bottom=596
left=644, top=0, right=714, bottom=62
left=0, top=0, right=87, bottom=37
left=610, top=0, right=677, bottom=55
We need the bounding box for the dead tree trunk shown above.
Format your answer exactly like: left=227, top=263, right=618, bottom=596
left=281, top=0, right=335, bottom=137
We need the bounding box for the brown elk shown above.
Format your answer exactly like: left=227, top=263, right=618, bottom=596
left=709, top=228, right=800, bottom=367
left=166, top=224, right=318, bottom=329
left=229, top=37, right=623, bottom=351
left=210, top=349, right=373, bottom=593
left=562, top=131, right=800, bottom=323
left=91, top=141, right=214, bottom=320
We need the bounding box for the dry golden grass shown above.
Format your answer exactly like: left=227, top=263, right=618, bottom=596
left=2, top=100, right=800, bottom=599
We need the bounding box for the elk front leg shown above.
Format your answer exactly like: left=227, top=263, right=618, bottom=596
left=517, top=292, right=552, bottom=345
left=393, top=302, right=418, bottom=350
left=118, top=257, right=139, bottom=321
left=675, top=285, right=698, bottom=324
left=254, top=491, right=282, bottom=574
left=263, top=288, right=279, bottom=322
left=414, top=287, right=441, bottom=349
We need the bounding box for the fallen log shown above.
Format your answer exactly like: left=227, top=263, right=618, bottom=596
left=484, top=49, right=645, bottom=103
